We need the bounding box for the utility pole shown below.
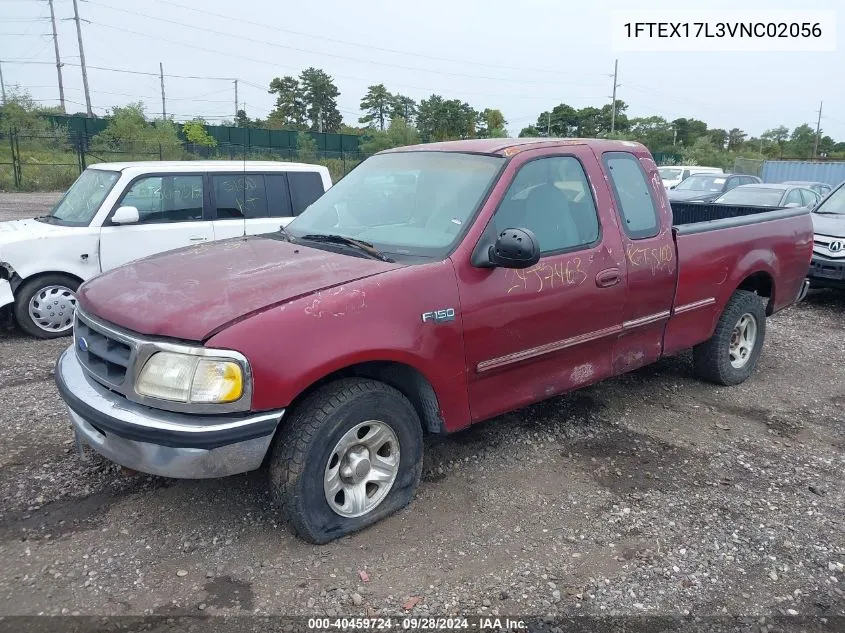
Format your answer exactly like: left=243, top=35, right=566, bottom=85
left=71, top=0, right=92, bottom=116
left=233, top=79, right=238, bottom=124
left=547, top=112, right=551, bottom=137
left=317, top=105, right=323, bottom=133
left=672, top=127, right=677, bottom=147
left=0, top=60, right=6, bottom=106
left=159, top=62, right=166, bottom=120
left=813, top=100, right=823, bottom=157
left=47, top=0, right=66, bottom=113
left=610, top=58, right=620, bottom=134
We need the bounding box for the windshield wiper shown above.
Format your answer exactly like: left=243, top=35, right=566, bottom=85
left=813, top=210, right=843, bottom=215
left=299, top=234, right=394, bottom=262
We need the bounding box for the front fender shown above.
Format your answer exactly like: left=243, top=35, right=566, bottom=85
left=1, top=232, right=100, bottom=286
left=206, top=260, right=472, bottom=432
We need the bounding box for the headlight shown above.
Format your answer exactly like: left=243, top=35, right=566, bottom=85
left=136, top=352, right=244, bottom=404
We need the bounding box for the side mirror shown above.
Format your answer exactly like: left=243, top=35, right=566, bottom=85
left=112, top=206, right=140, bottom=225
left=475, top=228, right=540, bottom=269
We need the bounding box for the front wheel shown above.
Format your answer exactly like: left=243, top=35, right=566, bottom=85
left=13, top=274, right=80, bottom=339
left=268, top=378, right=423, bottom=544
left=693, top=290, right=766, bottom=386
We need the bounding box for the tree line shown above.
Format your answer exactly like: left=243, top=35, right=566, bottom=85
left=3, top=65, right=845, bottom=167
left=229, top=66, right=844, bottom=165
left=519, top=101, right=843, bottom=166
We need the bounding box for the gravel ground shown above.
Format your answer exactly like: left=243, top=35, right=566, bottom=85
left=0, top=192, right=63, bottom=222
left=0, top=193, right=843, bottom=623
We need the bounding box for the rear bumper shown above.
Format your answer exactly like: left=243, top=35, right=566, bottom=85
left=55, top=346, right=283, bottom=478
left=0, top=279, right=13, bottom=310
left=808, top=255, right=845, bottom=289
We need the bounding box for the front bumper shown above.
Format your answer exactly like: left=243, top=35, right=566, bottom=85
left=808, top=254, right=845, bottom=289
left=55, top=346, right=284, bottom=478
left=0, top=279, right=13, bottom=310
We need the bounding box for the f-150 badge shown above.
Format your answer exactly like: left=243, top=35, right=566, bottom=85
left=421, top=308, right=456, bottom=324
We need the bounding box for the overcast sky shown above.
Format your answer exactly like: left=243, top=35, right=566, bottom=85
left=1, top=0, right=841, bottom=138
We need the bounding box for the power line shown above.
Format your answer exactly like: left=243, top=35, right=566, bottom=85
left=147, top=0, right=605, bottom=78
left=42, top=25, right=597, bottom=103
left=85, top=4, right=604, bottom=88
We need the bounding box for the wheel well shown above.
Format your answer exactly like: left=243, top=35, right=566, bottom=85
left=737, top=271, right=774, bottom=315
left=286, top=361, right=445, bottom=435
left=10, top=270, right=84, bottom=295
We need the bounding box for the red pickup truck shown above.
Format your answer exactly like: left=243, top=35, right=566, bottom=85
left=55, top=138, right=813, bottom=543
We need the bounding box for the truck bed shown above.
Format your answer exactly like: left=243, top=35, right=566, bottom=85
left=663, top=203, right=813, bottom=357
left=670, top=201, right=793, bottom=226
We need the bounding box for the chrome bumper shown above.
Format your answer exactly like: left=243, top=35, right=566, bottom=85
left=55, top=346, right=283, bottom=479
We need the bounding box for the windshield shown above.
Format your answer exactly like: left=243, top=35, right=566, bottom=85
left=716, top=187, right=785, bottom=206
left=47, top=168, right=120, bottom=226
left=286, top=151, right=505, bottom=258
left=674, top=175, right=726, bottom=192
left=813, top=183, right=845, bottom=214
left=659, top=168, right=682, bottom=180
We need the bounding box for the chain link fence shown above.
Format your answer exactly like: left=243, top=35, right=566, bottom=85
left=0, top=129, right=367, bottom=192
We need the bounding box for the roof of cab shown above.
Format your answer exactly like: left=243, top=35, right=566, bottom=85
left=378, top=137, right=649, bottom=157
left=87, top=160, right=328, bottom=174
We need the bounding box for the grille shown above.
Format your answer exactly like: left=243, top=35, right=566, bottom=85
left=74, top=313, right=133, bottom=386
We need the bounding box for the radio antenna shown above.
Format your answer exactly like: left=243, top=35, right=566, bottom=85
left=242, top=107, right=247, bottom=239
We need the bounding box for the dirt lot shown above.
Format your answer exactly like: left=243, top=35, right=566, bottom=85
left=0, top=193, right=843, bottom=623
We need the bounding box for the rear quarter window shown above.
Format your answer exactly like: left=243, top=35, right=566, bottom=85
left=289, top=171, right=326, bottom=215
left=603, top=152, right=660, bottom=240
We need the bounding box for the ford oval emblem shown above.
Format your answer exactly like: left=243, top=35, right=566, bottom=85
left=77, top=337, right=89, bottom=353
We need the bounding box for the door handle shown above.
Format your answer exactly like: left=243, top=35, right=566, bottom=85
left=189, top=236, right=208, bottom=242
left=595, top=268, right=621, bottom=288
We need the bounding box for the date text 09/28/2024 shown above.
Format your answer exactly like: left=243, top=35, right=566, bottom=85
left=307, top=617, right=527, bottom=630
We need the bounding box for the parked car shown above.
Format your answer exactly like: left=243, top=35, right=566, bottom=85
left=781, top=180, right=832, bottom=198
left=658, top=165, right=723, bottom=190
left=807, top=180, right=845, bottom=289
left=0, top=161, right=332, bottom=338
left=713, top=183, right=821, bottom=209
left=667, top=173, right=760, bottom=202
left=55, top=138, right=812, bottom=543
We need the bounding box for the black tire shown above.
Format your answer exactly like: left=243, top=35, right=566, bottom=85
left=269, top=378, right=423, bottom=544
left=13, top=274, right=80, bottom=339
left=693, top=290, right=766, bottom=386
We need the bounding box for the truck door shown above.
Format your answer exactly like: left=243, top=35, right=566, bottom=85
left=601, top=151, right=677, bottom=374
left=459, top=147, right=628, bottom=422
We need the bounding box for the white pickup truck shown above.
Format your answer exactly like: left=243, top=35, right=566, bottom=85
left=0, top=161, right=332, bottom=338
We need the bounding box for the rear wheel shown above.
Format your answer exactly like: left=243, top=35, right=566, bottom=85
left=13, top=274, right=79, bottom=339
left=268, top=378, right=423, bottom=544
left=693, top=290, right=766, bottom=386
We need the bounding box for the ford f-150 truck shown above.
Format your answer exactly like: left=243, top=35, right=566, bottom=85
left=55, top=138, right=813, bottom=543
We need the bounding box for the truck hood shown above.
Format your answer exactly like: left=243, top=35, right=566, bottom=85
left=667, top=190, right=720, bottom=202
left=76, top=235, right=404, bottom=341
left=811, top=213, right=845, bottom=237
